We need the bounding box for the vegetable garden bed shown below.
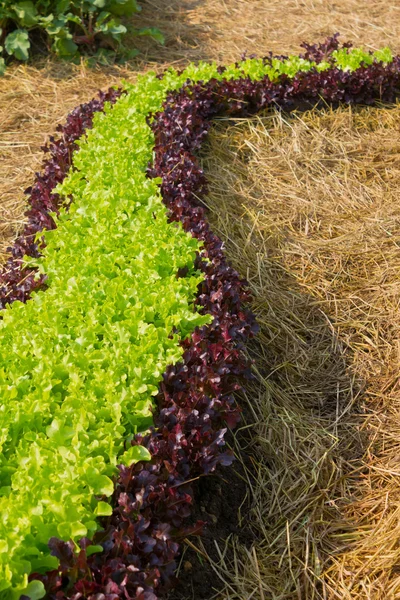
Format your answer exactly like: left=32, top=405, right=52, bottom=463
left=0, top=35, right=399, bottom=600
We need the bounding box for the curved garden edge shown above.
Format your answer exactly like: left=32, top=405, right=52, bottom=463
left=1, top=36, right=399, bottom=600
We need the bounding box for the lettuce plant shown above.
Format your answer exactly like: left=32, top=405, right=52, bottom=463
left=0, top=71, right=213, bottom=599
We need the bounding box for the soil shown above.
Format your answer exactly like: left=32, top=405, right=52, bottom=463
left=167, top=435, right=255, bottom=600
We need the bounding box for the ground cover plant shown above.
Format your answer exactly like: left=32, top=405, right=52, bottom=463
left=0, top=36, right=399, bottom=600
left=0, top=0, right=163, bottom=74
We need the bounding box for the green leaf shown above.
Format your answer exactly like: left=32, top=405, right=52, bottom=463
left=57, top=521, right=71, bottom=539
left=30, top=554, right=59, bottom=572
left=86, top=544, right=104, bottom=557
left=43, top=15, right=69, bottom=35
left=108, top=23, right=127, bottom=41
left=92, top=475, right=114, bottom=496
left=22, top=580, right=46, bottom=600
left=70, top=521, right=87, bottom=537
left=56, top=0, right=71, bottom=13
left=5, top=29, right=30, bottom=61
left=374, top=46, right=393, bottom=65
left=65, top=12, right=83, bottom=25
left=119, top=444, right=151, bottom=467
left=96, top=18, right=127, bottom=42
left=53, top=35, right=78, bottom=57
left=38, top=14, right=54, bottom=27
left=95, top=501, right=113, bottom=516
left=95, top=10, right=111, bottom=25
left=117, top=47, right=139, bottom=64
left=89, top=47, right=116, bottom=66
left=107, top=0, right=141, bottom=17
left=135, top=26, right=164, bottom=44
left=11, top=1, right=38, bottom=27
left=121, top=48, right=140, bottom=60
left=0, top=57, right=5, bottom=76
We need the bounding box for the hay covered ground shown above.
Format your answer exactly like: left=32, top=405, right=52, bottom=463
left=202, top=106, right=400, bottom=599
left=2, top=1, right=400, bottom=598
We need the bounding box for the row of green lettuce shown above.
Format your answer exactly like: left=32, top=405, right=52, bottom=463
left=0, top=45, right=393, bottom=599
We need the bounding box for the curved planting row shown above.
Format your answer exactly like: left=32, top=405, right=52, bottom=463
left=0, top=36, right=399, bottom=600
left=0, top=88, right=123, bottom=309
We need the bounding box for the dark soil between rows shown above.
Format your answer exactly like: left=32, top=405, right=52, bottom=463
left=168, top=434, right=255, bottom=600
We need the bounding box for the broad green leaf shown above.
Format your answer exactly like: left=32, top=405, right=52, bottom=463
left=21, top=580, right=46, bottom=600
left=86, top=544, right=104, bottom=557
left=56, top=0, right=71, bottom=13
left=95, top=501, right=113, bottom=516
left=92, top=475, right=114, bottom=497
left=65, top=12, right=83, bottom=25
left=70, top=522, right=87, bottom=537
left=11, top=1, right=38, bottom=27
left=136, top=26, right=164, bottom=44
left=96, top=17, right=127, bottom=42
left=38, top=14, right=54, bottom=27
left=5, top=29, right=30, bottom=61
left=119, top=444, right=151, bottom=467
left=44, top=15, right=69, bottom=35
left=95, top=10, right=111, bottom=25
left=87, top=47, right=115, bottom=66
left=120, top=47, right=140, bottom=61
left=107, top=0, right=141, bottom=17
left=53, top=35, right=78, bottom=57
left=57, top=522, right=71, bottom=539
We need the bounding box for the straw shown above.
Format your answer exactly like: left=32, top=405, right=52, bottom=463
left=198, top=104, right=400, bottom=598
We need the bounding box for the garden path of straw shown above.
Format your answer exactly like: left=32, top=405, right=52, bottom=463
left=2, top=1, right=400, bottom=598
left=203, top=106, right=400, bottom=599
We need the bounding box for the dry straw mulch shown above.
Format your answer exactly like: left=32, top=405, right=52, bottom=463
left=200, top=105, right=400, bottom=599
